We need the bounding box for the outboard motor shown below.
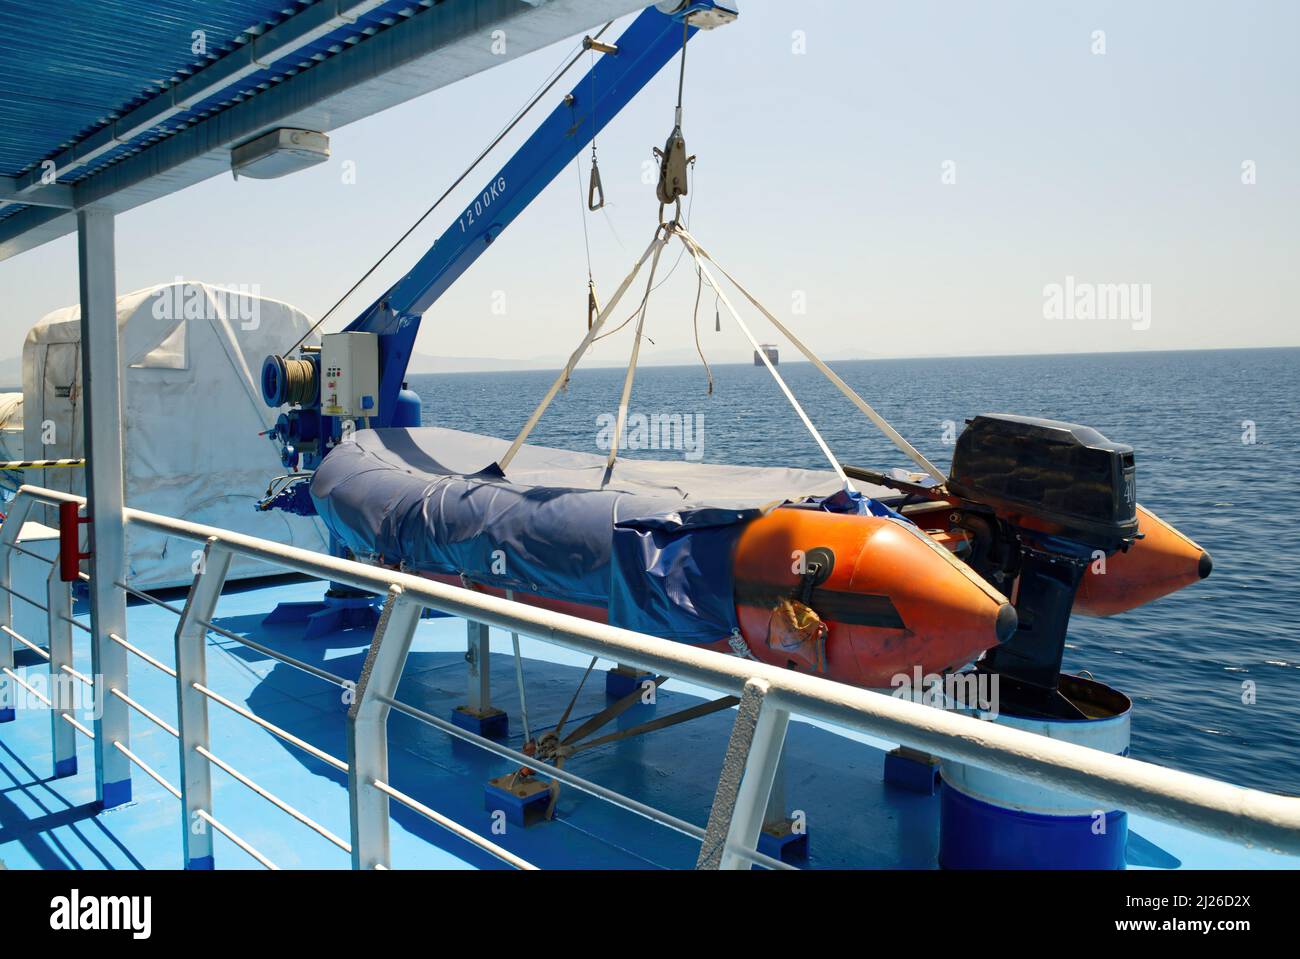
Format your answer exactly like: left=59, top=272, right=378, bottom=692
left=931, top=413, right=1209, bottom=868
left=946, top=414, right=1139, bottom=718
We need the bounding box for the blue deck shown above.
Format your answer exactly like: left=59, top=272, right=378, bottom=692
left=0, top=576, right=1292, bottom=870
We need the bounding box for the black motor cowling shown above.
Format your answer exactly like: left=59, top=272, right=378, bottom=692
left=949, top=414, right=1138, bottom=552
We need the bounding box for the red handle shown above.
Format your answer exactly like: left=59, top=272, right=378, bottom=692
left=58, top=501, right=86, bottom=582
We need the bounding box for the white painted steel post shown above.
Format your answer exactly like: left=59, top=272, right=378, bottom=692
left=46, top=563, right=77, bottom=777
left=764, top=750, right=787, bottom=828
left=349, top=586, right=422, bottom=869
left=174, top=540, right=231, bottom=869
left=697, top=678, right=790, bottom=870
left=0, top=494, right=33, bottom=723
left=76, top=207, right=132, bottom=808
left=467, top=619, right=490, bottom=713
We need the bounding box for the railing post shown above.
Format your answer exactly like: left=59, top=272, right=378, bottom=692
left=46, top=563, right=77, bottom=777
left=0, top=493, right=34, bottom=723
left=174, top=538, right=231, bottom=870
left=348, top=586, right=422, bottom=869
left=696, top=678, right=790, bottom=870
left=764, top=750, right=787, bottom=826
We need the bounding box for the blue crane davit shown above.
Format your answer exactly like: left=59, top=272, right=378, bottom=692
left=259, top=1, right=738, bottom=482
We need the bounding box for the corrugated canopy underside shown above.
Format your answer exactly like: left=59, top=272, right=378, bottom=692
left=0, top=0, right=645, bottom=258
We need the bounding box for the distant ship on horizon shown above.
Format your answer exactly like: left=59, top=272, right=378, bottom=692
left=754, top=343, right=779, bottom=366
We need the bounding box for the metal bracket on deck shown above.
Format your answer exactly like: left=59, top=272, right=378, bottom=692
left=451, top=620, right=507, bottom=739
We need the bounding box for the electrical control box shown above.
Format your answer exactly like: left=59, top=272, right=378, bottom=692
left=320, top=332, right=380, bottom=420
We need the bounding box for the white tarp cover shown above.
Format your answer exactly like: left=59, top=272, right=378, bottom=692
left=0, top=392, right=23, bottom=496
left=0, top=391, right=22, bottom=460
left=21, top=281, right=327, bottom=587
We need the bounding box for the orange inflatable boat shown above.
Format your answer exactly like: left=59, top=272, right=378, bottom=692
left=900, top=501, right=1211, bottom=621
left=1073, top=505, right=1212, bottom=617
left=422, top=505, right=1015, bottom=690
left=317, top=414, right=1209, bottom=696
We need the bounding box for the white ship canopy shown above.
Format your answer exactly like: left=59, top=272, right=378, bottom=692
left=21, top=280, right=327, bottom=587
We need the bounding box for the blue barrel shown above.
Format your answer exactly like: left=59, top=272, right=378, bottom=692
left=392, top=386, right=422, bottom=427
left=939, top=673, right=1131, bottom=869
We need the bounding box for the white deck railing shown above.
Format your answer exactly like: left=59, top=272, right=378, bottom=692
left=1, top=482, right=1299, bottom=869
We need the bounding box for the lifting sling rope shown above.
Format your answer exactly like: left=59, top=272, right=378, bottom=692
left=498, top=227, right=672, bottom=471
left=671, top=224, right=948, bottom=485
left=498, top=223, right=947, bottom=489
left=602, top=233, right=670, bottom=483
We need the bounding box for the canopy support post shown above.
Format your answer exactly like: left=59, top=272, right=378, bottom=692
left=77, top=206, right=132, bottom=809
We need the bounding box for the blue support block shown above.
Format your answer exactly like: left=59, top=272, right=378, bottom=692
left=484, top=774, right=552, bottom=829
left=187, top=855, right=215, bottom=870
left=263, top=593, right=381, bottom=641
left=605, top=666, right=654, bottom=699
left=451, top=706, right=508, bottom=740
left=883, top=746, right=941, bottom=795
left=54, top=756, right=77, bottom=778
left=99, top=778, right=132, bottom=810
left=0, top=707, right=14, bottom=723
left=758, top=824, right=809, bottom=863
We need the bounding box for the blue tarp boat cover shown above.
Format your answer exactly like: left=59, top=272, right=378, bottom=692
left=311, top=427, right=897, bottom=643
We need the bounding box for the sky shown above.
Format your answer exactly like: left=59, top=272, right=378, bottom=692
left=1, top=0, right=1296, bottom=368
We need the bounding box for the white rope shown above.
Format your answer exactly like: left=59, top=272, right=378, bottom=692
left=501, top=221, right=936, bottom=492
left=673, top=226, right=947, bottom=485
left=500, top=228, right=671, bottom=472
left=674, top=229, right=855, bottom=493
left=603, top=237, right=668, bottom=480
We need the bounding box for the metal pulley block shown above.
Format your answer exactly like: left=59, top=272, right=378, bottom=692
left=654, top=126, right=692, bottom=206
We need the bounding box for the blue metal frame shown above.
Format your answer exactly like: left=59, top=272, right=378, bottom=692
left=346, top=6, right=702, bottom=427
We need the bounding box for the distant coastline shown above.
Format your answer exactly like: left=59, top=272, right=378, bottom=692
left=0, top=343, right=1293, bottom=390
left=401, top=343, right=1300, bottom=377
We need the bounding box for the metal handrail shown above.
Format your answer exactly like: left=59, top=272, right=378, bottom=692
left=372, top=778, right=537, bottom=870
left=195, top=809, right=277, bottom=870
left=3, top=665, right=52, bottom=706
left=6, top=483, right=1300, bottom=866
left=194, top=681, right=346, bottom=773
left=373, top=687, right=792, bottom=870
left=195, top=743, right=351, bottom=854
